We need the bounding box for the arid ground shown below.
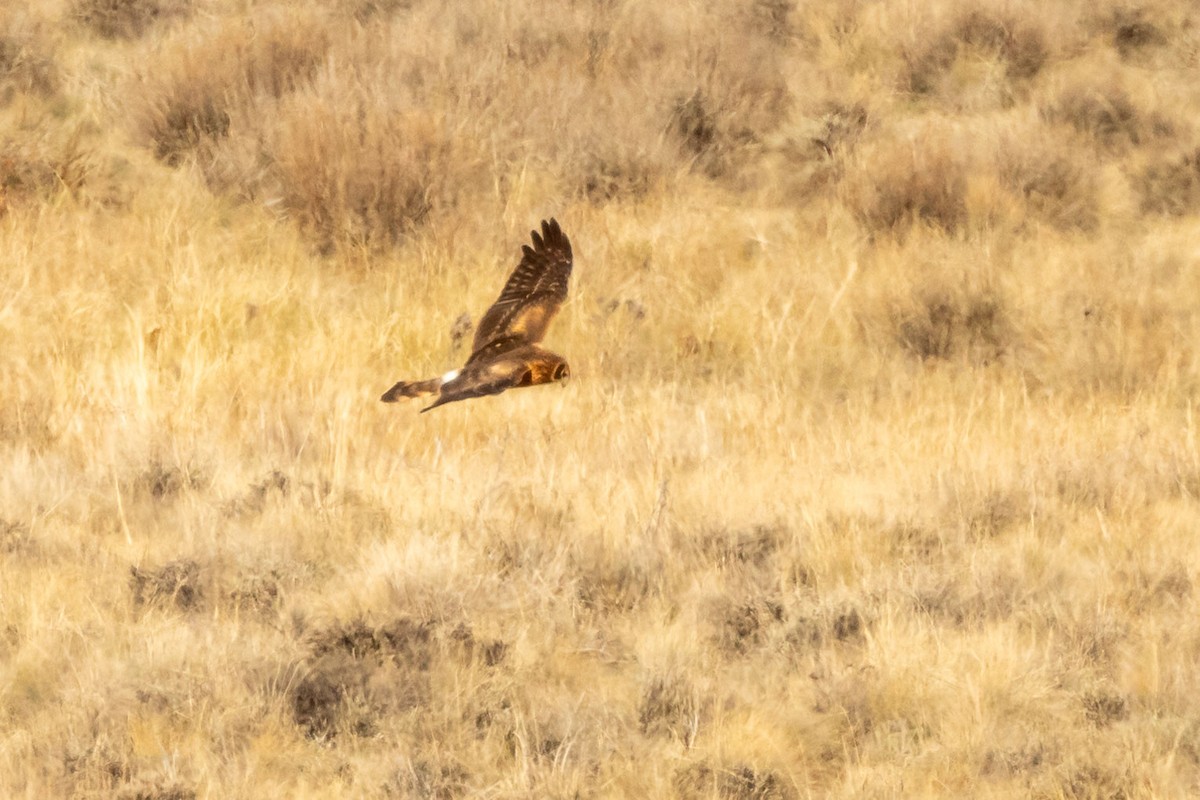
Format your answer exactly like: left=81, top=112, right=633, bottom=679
left=2, top=0, right=1200, bottom=797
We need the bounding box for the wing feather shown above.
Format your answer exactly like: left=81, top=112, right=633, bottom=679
left=470, top=218, right=572, bottom=356
left=420, top=359, right=530, bottom=412
left=420, top=345, right=567, bottom=412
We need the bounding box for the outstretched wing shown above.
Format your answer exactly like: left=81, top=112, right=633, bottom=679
left=470, top=218, right=572, bottom=359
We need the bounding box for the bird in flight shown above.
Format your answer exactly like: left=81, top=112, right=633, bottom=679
left=381, top=218, right=574, bottom=412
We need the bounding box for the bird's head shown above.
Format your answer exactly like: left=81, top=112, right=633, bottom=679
left=553, top=362, right=570, bottom=382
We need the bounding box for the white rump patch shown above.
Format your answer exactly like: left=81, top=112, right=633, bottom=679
left=441, top=369, right=460, bottom=384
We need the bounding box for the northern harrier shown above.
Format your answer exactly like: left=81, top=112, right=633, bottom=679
left=381, top=218, right=573, bottom=412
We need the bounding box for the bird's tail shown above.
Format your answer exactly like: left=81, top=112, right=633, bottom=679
left=380, top=377, right=442, bottom=403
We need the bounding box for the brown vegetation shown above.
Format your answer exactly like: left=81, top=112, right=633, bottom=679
left=71, top=0, right=192, bottom=40
left=3, top=0, right=1200, bottom=797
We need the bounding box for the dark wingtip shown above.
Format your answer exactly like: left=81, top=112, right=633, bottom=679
left=538, top=217, right=570, bottom=258
left=380, top=383, right=403, bottom=403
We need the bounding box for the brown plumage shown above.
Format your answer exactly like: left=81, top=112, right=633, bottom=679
left=381, top=218, right=573, bottom=412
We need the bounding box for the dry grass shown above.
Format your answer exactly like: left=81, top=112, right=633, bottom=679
left=3, top=0, right=1200, bottom=798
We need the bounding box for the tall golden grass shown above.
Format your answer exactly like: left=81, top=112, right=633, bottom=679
left=2, top=0, right=1200, bottom=797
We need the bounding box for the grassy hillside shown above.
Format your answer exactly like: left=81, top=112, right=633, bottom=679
left=3, top=0, right=1200, bottom=797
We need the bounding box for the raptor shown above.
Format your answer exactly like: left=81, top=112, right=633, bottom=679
left=381, top=218, right=574, bottom=412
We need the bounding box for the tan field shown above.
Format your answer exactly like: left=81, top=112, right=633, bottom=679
left=3, top=0, right=1200, bottom=797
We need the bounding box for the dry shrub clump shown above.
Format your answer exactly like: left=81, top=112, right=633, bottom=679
left=638, top=674, right=701, bottom=742
left=0, top=128, right=91, bottom=212
left=1109, top=7, right=1169, bottom=57
left=746, top=97, right=871, bottom=207
left=573, top=5, right=794, bottom=196
left=71, top=0, right=192, bottom=40
left=501, top=3, right=793, bottom=196
left=118, top=783, right=196, bottom=800
left=290, top=616, right=506, bottom=739
left=665, top=29, right=792, bottom=180
left=291, top=617, right=437, bottom=738
left=264, top=83, right=485, bottom=252
left=1137, top=147, right=1200, bottom=215
left=673, top=761, right=795, bottom=800
left=904, top=5, right=1049, bottom=103
left=0, top=15, right=93, bottom=213
left=844, top=118, right=1102, bottom=237
left=129, top=560, right=206, bottom=612
left=809, top=101, right=871, bottom=159
left=994, top=130, right=1099, bottom=230
left=129, top=460, right=208, bottom=500
left=1046, top=75, right=1175, bottom=152
left=1088, top=3, right=1199, bottom=64
left=125, top=1, right=800, bottom=249
left=0, top=11, right=59, bottom=103
left=134, top=9, right=330, bottom=165
left=894, top=288, right=1014, bottom=364
left=852, top=234, right=1023, bottom=365
left=842, top=124, right=971, bottom=235
left=669, top=73, right=790, bottom=180
left=1049, top=83, right=1142, bottom=148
